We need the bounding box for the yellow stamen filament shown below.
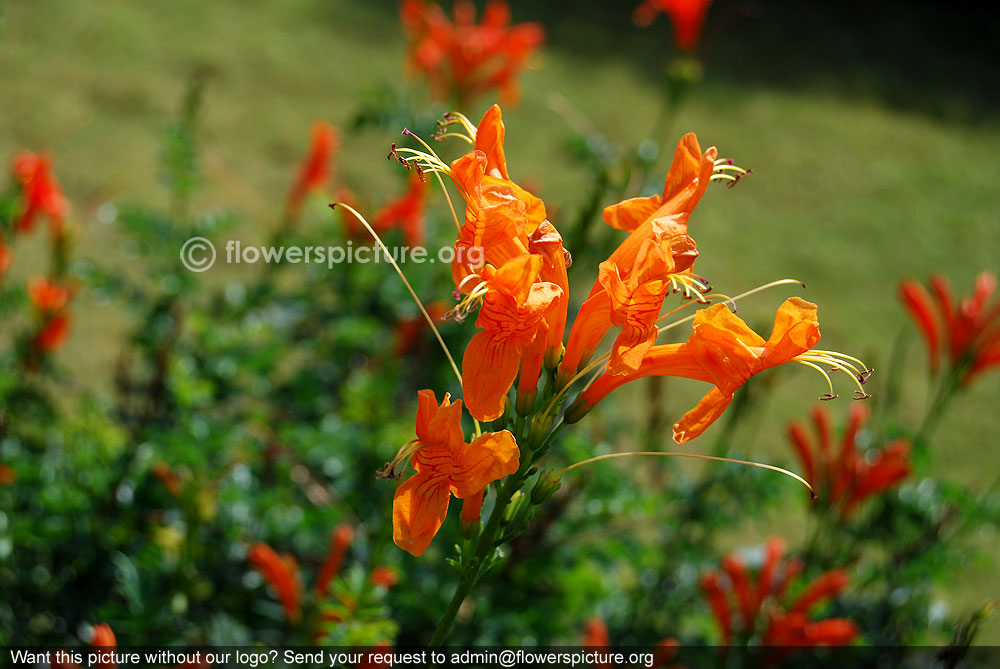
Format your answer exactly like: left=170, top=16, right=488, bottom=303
left=656, top=279, right=806, bottom=332
left=334, top=203, right=481, bottom=435
left=557, top=451, right=815, bottom=498
left=445, top=279, right=490, bottom=322
left=793, top=350, right=872, bottom=400
left=434, top=132, right=475, bottom=145
left=442, top=111, right=478, bottom=140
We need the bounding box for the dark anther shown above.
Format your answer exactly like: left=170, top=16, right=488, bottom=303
left=861, top=368, right=875, bottom=381
left=819, top=393, right=839, bottom=401
left=852, top=391, right=872, bottom=400
left=563, top=249, right=573, bottom=268
left=376, top=463, right=401, bottom=481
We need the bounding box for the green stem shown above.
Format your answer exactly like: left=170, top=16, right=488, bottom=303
left=427, top=473, right=520, bottom=647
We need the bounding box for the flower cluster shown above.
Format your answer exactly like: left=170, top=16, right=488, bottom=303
left=701, top=537, right=858, bottom=651
left=247, top=524, right=398, bottom=637
left=399, top=0, right=544, bottom=106
left=899, top=271, right=1000, bottom=388
left=787, top=405, right=911, bottom=519
left=373, top=105, right=869, bottom=561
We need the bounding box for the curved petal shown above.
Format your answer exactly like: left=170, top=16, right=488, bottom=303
left=392, top=471, right=452, bottom=556
left=475, top=105, right=508, bottom=179
left=673, top=386, right=733, bottom=443
left=760, top=297, right=821, bottom=368
left=562, top=291, right=613, bottom=374
left=603, top=193, right=662, bottom=232
left=462, top=330, right=522, bottom=421
left=452, top=429, right=519, bottom=498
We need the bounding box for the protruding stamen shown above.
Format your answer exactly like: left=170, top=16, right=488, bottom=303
left=711, top=160, right=752, bottom=189
left=793, top=350, right=873, bottom=401
left=445, top=279, right=489, bottom=323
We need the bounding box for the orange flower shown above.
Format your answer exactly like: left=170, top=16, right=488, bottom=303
left=374, top=172, right=428, bottom=247
left=28, top=278, right=73, bottom=352
left=369, top=566, right=399, bottom=588
left=787, top=405, right=911, bottom=519
left=632, top=0, right=713, bottom=51
left=316, top=523, right=355, bottom=597
left=248, top=542, right=302, bottom=621
left=28, top=277, right=69, bottom=312
left=91, top=623, right=117, bottom=669
left=899, top=271, right=1000, bottom=386
left=561, top=134, right=715, bottom=378
left=400, top=0, right=544, bottom=106
left=461, top=254, right=562, bottom=421
left=582, top=618, right=610, bottom=647
left=285, top=121, right=338, bottom=221
left=13, top=151, right=68, bottom=237
left=446, top=106, right=548, bottom=288
left=701, top=537, right=857, bottom=649
left=392, top=389, right=518, bottom=555
left=570, top=298, right=859, bottom=443
left=151, top=462, right=182, bottom=497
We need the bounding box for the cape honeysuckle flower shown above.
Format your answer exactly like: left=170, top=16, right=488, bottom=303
left=315, top=523, right=355, bottom=597
left=560, top=133, right=734, bottom=380
left=248, top=542, right=302, bottom=621
left=787, top=405, right=911, bottom=519
left=701, top=537, right=858, bottom=649
left=461, top=254, right=562, bottom=421
left=13, top=151, right=68, bottom=237
left=567, top=298, right=872, bottom=443
left=28, top=277, right=73, bottom=352
left=285, top=121, right=338, bottom=221
left=373, top=172, right=428, bottom=247
left=899, top=271, right=1000, bottom=387
left=399, top=0, right=544, bottom=106
left=632, top=0, right=713, bottom=52
left=391, top=389, right=518, bottom=555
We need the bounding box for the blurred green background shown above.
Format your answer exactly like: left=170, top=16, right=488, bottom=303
left=1, top=0, right=998, bottom=646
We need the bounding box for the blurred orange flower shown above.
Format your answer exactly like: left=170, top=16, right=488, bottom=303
left=316, top=523, right=355, bottom=597
left=13, top=151, right=68, bottom=237
left=788, top=405, right=911, bottom=518
left=392, top=390, right=518, bottom=555
left=374, top=172, right=428, bottom=247
left=701, top=537, right=857, bottom=651
left=899, top=271, right=1000, bottom=386
left=633, top=0, right=713, bottom=51
left=248, top=542, right=302, bottom=621
left=285, top=122, right=338, bottom=221
left=400, top=0, right=544, bottom=106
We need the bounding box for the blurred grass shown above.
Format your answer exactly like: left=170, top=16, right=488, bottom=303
left=1, top=0, right=998, bottom=643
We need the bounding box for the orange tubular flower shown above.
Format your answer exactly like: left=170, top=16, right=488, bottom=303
left=28, top=277, right=73, bottom=352
left=248, top=542, right=302, bottom=621
left=13, top=151, right=68, bottom=237
left=787, top=405, right=911, bottom=519
left=570, top=297, right=868, bottom=444
left=315, top=523, right=355, bottom=597
left=91, top=623, right=117, bottom=669
left=702, top=537, right=857, bottom=649
left=899, top=271, right=1000, bottom=386
left=392, top=390, right=518, bottom=556
left=632, top=0, right=713, bottom=51
left=561, top=133, right=716, bottom=379
left=461, top=254, right=562, bottom=421
left=446, top=106, right=548, bottom=285
left=285, top=121, right=338, bottom=221
left=374, top=172, right=428, bottom=247
left=400, top=0, right=544, bottom=107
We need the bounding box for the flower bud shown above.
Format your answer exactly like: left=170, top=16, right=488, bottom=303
left=531, top=470, right=562, bottom=505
